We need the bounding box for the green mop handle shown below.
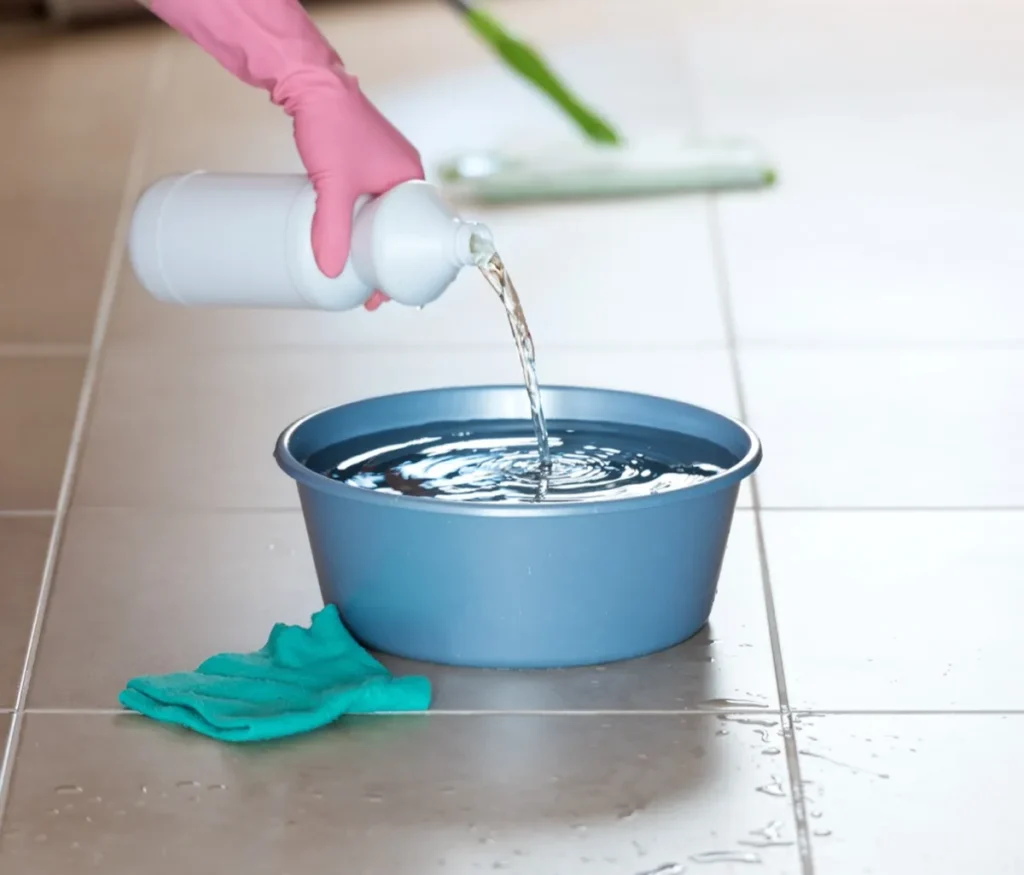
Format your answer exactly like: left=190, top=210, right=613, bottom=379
left=444, top=0, right=621, bottom=145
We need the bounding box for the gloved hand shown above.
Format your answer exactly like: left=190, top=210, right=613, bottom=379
left=149, top=0, right=424, bottom=311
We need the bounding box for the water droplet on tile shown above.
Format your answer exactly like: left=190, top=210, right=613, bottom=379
left=267, top=543, right=276, bottom=551
left=754, top=729, right=771, bottom=743
left=748, top=820, right=783, bottom=842
left=813, top=829, right=832, bottom=838
left=637, top=752, right=649, bottom=760
left=762, top=747, right=781, bottom=756
left=799, top=750, right=889, bottom=779
left=738, top=840, right=793, bottom=849
left=48, top=807, right=60, bottom=816
left=715, top=728, right=729, bottom=736
left=809, top=810, right=823, bottom=819
left=85, top=816, right=93, bottom=824
left=176, top=780, right=200, bottom=789
left=728, top=717, right=779, bottom=729
left=364, top=792, right=384, bottom=803
left=208, top=784, right=227, bottom=792
left=139, top=785, right=148, bottom=794
left=54, top=785, right=82, bottom=796
left=573, top=823, right=589, bottom=834
left=690, top=850, right=762, bottom=864
left=755, top=778, right=786, bottom=798
left=703, top=697, right=769, bottom=709
left=636, top=864, right=685, bottom=875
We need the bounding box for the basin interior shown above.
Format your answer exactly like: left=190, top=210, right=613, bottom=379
left=281, top=386, right=760, bottom=499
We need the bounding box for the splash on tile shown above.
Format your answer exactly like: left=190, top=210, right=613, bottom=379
left=690, top=850, right=762, bottom=864
left=754, top=777, right=787, bottom=798
left=53, top=785, right=83, bottom=796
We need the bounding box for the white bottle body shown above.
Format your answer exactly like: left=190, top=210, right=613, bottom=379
left=128, top=173, right=491, bottom=311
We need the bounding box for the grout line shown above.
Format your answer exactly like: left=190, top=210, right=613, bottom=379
left=706, top=197, right=814, bottom=874
left=720, top=339, right=1024, bottom=351
left=792, top=709, right=1024, bottom=717
left=757, top=506, right=1024, bottom=513
left=19, top=706, right=1024, bottom=717
left=0, top=39, right=172, bottom=827
left=22, top=707, right=780, bottom=717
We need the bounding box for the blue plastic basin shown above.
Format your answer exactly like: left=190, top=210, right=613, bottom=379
left=275, top=385, right=762, bottom=668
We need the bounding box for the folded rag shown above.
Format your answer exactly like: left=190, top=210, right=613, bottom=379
left=119, top=605, right=430, bottom=742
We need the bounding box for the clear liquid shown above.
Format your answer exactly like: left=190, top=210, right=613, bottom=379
left=307, top=419, right=734, bottom=504
left=472, top=243, right=552, bottom=468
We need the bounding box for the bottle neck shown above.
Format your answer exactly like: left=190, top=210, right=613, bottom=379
left=453, top=220, right=494, bottom=267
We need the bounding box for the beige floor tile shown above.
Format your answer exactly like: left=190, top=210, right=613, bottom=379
left=0, top=196, right=120, bottom=345
left=739, top=349, right=1024, bottom=508
left=703, top=113, right=1024, bottom=345
left=0, top=517, right=50, bottom=709
left=28, top=509, right=772, bottom=711
left=108, top=195, right=723, bottom=349
left=316, top=0, right=683, bottom=93
left=685, top=0, right=1024, bottom=344
left=0, top=22, right=157, bottom=344
left=764, top=511, right=1024, bottom=711
left=1, top=713, right=800, bottom=874
left=74, top=347, right=739, bottom=509
left=0, top=24, right=159, bottom=200
left=0, top=356, right=85, bottom=511
left=371, top=36, right=693, bottom=168
left=795, top=714, right=1024, bottom=875
left=28, top=509, right=322, bottom=710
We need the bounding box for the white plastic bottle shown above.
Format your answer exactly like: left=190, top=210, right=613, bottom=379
left=128, top=173, right=493, bottom=311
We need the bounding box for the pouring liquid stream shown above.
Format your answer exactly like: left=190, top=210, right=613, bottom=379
left=472, top=240, right=552, bottom=472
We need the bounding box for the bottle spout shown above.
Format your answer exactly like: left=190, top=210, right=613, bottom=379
left=454, top=220, right=495, bottom=267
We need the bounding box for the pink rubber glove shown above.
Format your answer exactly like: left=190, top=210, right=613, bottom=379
left=149, top=0, right=424, bottom=311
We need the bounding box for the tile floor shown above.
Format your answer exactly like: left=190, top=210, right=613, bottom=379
left=1, top=0, right=1022, bottom=872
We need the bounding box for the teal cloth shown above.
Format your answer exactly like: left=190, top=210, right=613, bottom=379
left=119, top=606, right=431, bottom=742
